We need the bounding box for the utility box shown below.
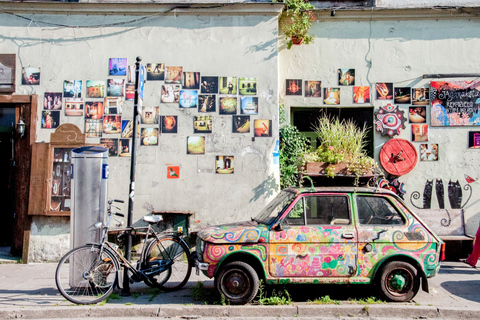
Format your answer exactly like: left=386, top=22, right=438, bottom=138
left=70, top=146, right=109, bottom=248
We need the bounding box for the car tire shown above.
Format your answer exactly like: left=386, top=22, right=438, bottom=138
left=377, top=261, right=420, bottom=302
left=215, top=261, right=259, bottom=305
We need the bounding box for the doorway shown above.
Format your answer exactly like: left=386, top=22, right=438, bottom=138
left=0, top=108, right=15, bottom=246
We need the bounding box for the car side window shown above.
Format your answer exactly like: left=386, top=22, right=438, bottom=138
left=356, top=195, right=405, bottom=225
left=285, top=198, right=306, bottom=225
left=305, top=195, right=350, bottom=225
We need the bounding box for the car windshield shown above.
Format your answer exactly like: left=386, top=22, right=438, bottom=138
left=253, top=190, right=296, bottom=225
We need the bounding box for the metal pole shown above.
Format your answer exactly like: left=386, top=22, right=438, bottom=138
left=121, top=56, right=142, bottom=296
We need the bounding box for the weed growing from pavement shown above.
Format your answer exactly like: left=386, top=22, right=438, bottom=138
left=256, top=281, right=292, bottom=305
left=348, top=296, right=385, bottom=304
left=124, top=302, right=134, bottom=305
left=192, top=281, right=225, bottom=305
left=148, top=289, right=162, bottom=302
left=132, top=293, right=139, bottom=299
left=309, top=295, right=342, bottom=305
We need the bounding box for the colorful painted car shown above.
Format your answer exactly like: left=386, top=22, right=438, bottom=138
left=195, top=187, right=444, bottom=305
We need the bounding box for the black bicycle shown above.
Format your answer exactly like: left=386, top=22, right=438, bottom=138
left=55, top=199, right=192, bottom=304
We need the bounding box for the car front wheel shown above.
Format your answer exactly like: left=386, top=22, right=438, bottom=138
left=377, top=261, right=420, bottom=302
left=215, top=261, right=259, bottom=305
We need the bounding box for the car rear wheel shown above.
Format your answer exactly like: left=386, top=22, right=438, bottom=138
left=215, top=261, right=259, bottom=305
left=377, top=261, right=420, bottom=302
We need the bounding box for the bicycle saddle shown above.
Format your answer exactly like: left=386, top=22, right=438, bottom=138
left=143, top=215, right=163, bottom=224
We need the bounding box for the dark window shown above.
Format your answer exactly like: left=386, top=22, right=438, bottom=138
left=285, top=195, right=350, bottom=226
left=356, top=196, right=405, bottom=225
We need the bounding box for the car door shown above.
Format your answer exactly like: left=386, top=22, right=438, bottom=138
left=269, top=193, right=357, bottom=278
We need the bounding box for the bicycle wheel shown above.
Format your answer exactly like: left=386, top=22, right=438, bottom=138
left=55, top=244, right=119, bottom=304
left=144, top=235, right=192, bottom=291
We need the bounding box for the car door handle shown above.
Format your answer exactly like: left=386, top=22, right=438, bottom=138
left=342, top=232, right=355, bottom=239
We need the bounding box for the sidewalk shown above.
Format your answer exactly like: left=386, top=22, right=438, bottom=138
left=0, top=260, right=479, bottom=319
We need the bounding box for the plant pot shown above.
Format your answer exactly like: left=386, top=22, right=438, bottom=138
left=299, top=162, right=375, bottom=177
left=291, top=35, right=303, bottom=45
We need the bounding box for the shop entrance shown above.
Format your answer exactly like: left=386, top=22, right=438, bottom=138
left=291, top=107, right=374, bottom=157
left=0, top=108, right=15, bottom=246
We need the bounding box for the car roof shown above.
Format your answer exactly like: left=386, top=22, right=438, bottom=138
left=284, top=186, right=398, bottom=197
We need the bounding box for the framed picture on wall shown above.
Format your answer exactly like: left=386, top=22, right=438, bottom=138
left=286, top=79, right=302, bottom=96
left=420, top=144, right=438, bottom=161
left=304, top=81, right=321, bottom=98
left=338, top=69, right=355, bottom=86
left=353, top=86, right=370, bottom=104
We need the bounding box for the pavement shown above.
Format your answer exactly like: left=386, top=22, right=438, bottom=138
left=1, top=247, right=480, bottom=319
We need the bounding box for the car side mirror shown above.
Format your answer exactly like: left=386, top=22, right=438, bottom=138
left=273, top=223, right=283, bottom=231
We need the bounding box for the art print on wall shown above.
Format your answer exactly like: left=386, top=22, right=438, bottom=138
left=254, top=119, right=272, bottom=137
left=468, top=131, right=480, bottom=148
left=394, top=87, right=411, bottom=104
left=146, top=63, right=165, bottom=81
left=187, top=136, right=205, bottom=154
left=165, top=66, right=183, bottom=84
left=353, top=86, right=370, bottom=104
left=22, top=67, right=40, bottom=85
left=107, top=79, right=125, bottom=97
left=141, top=127, right=159, bottom=146
left=240, top=97, right=258, bottom=115
left=201, top=76, right=219, bottom=94
left=323, top=88, right=340, bottom=105
left=179, top=90, right=198, bottom=108
left=85, top=119, right=102, bottom=137
left=420, top=144, right=438, bottom=161
left=304, top=81, right=321, bottom=98
left=109, top=58, right=127, bottom=76
left=103, top=115, right=122, bottom=134
left=119, top=139, right=132, bottom=157
left=219, top=77, right=237, bottom=95
left=127, top=65, right=136, bottom=83
left=161, top=84, right=181, bottom=103
left=219, top=97, right=237, bottom=114
left=338, top=69, right=355, bottom=86
left=183, top=72, right=200, bottom=89
left=121, top=120, right=133, bottom=138
left=198, top=95, right=216, bottom=113
left=409, top=106, right=426, bottom=123
left=232, top=116, right=250, bottom=133
left=100, top=138, right=118, bottom=157
left=194, top=116, right=212, bottom=134
left=104, top=97, right=123, bottom=115
left=374, top=103, right=406, bottom=137
left=412, top=124, right=428, bottom=142
left=41, top=111, right=60, bottom=129
left=86, top=80, right=105, bottom=98
left=65, top=98, right=83, bottom=116
left=141, top=106, right=160, bottom=124
left=412, top=88, right=429, bottom=105
left=125, top=84, right=135, bottom=101
left=216, top=156, right=234, bottom=174
left=63, top=80, right=82, bottom=98
left=167, top=166, right=180, bottom=179
left=85, top=101, right=104, bottom=119
left=239, top=78, right=257, bottom=95
left=162, top=116, right=178, bottom=134
left=375, top=82, right=393, bottom=100
left=285, top=79, right=302, bottom=96
left=0, top=54, right=15, bottom=92
left=44, top=92, right=62, bottom=110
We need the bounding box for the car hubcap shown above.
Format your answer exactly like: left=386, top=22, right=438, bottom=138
left=225, top=271, right=247, bottom=296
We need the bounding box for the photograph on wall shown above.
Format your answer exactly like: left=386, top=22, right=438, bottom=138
left=412, top=88, right=429, bottom=105
left=187, top=136, right=205, bottom=154
left=86, top=80, right=105, bottom=98
left=240, top=97, right=258, bottom=115
left=41, top=110, right=60, bottom=129
left=85, top=119, right=102, bottom=137
left=183, top=72, right=200, bottom=89
left=140, top=127, right=159, bottom=146
left=21, top=67, right=40, bottom=85
left=121, top=120, right=133, bottom=138
left=167, top=166, right=180, bottom=179
left=125, top=84, right=135, bottom=101
left=219, top=97, right=237, bottom=114
left=161, top=116, right=178, bottom=134
left=103, top=115, right=122, bottom=134
left=409, top=106, right=427, bottom=123
left=323, top=87, right=340, bottom=105
left=338, top=69, right=355, bottom=86
left=63, top=80, right=82, bottom=98
left=468, top=131, right=480, bottom=149
left=107, top=79, right=125, bottom=97
left=100, top=138, right=119, bottom=157
left=85, top=101, right=104, bottom=119
left=232, top=116, right=250, bottom=133
left=194, top=116, right=212, bottom=134
left=304, top=81, right=321, bottom=98
left=375, top=82, right=393, bottom=100
left=127, top=65, right=136, bottom=83
left=394, top=87, right=412, bottom=104
left=104, top=97, right=123, bottom=115
left=141, top=106, right=160, bottom=124
left=65, top=98, right=83, bottom=116
left=0, top=54, right=15, bottom=93
left=239, top=77, right=257, bottom=95
left=109, top=58, right=127, bottom=76
left=216, top=156, right=234, bottom=174
left=219, top=77, right=237, bottom=95
left=44, top=92, right=62, bottom=110
left=119, top=138, right=132, bottom=157
left=200, top=76, right=219, bottom=94
left=198, top=94, right=216, bottom=112
left=254, top=119, right=272, bottom=137
left=146, top=63, right=165, bottom=81
left=179, top=90, right=198, bottom=108
left=285, top=79, right=302, bottom=96
left=431, top=81, right=480, bottom=126
left=353, top=86, right=370, bottom=104
left=412, top=124, right=428, bottom=142
left=420, top=144, right=438, bottom=161
left=161, top=84, right=181, bottom=103
left=165, top=66, right=183, bottom=84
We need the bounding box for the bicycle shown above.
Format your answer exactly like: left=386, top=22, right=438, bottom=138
left=55, top=199, right=192, bottom=304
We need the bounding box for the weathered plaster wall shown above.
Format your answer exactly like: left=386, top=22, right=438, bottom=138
left=279, top=10, right=480, bottom=235
left=1, top=5, right=281, bottom=261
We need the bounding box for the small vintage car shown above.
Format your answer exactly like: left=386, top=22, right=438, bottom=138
left=195, top=187, right=444, bottom=305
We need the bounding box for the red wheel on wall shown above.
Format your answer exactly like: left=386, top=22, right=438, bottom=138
left=379, top=138, right=417, bottom=176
